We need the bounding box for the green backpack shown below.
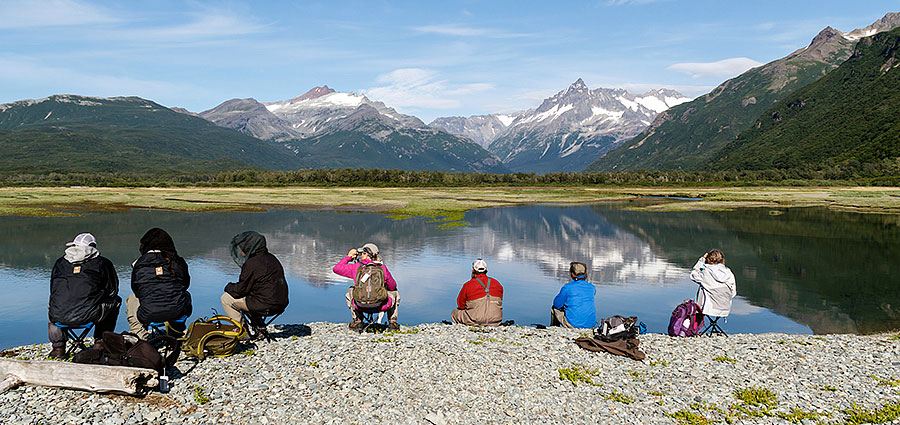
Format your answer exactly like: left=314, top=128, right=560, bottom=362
left=352, top=263, right=388, bottom=309
left=179, top=315, right=246, bottom=360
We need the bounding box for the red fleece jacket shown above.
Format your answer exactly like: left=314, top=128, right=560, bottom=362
left=457, top=274, right=503, bottom=310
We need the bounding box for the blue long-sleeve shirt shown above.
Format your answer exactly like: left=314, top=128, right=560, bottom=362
left=552, top=278, right=597, bottom=328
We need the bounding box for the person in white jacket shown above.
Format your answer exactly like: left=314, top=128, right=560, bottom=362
left=690, top=249, right=737, bottom=317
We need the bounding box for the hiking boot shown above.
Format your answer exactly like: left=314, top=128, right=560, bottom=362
left=348, top=320, right=362, bottom=329
left=388, top=321, right=400, bottom=330
left=47, top=347, right=67, bottom=359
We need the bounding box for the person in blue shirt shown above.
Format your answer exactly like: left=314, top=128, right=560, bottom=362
left=551, top=262, right=596, bottom=328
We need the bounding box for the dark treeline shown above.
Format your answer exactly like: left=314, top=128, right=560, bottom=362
left=2, top=158, right=899, bottom=187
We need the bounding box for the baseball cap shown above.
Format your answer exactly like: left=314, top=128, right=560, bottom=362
left=358, top=243, right=379, bottom=257
left=66, top=233, right=96, bottom=247
left=473, top=258, right=487, bottom=273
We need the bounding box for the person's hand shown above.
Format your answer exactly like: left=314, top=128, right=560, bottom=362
left=703, top=252, right=709, bottom=259
left=348, top=249, right=358, bottom=258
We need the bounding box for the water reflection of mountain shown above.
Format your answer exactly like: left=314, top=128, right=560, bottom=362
left=596, top=205, right=900, bottom=334
left=3, top=204, right=896, bottom=334
left=460, top=206, right=688, bottom=284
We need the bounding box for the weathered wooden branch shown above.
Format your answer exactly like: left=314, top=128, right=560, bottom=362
left=0, top=358, right=158, bottom=396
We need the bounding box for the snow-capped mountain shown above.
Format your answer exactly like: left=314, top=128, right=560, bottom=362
left=200, top=86, right=509, bottom=173
left=429, top=113, right=524, bottom=149
left=432, top=79, right=691, bottom=173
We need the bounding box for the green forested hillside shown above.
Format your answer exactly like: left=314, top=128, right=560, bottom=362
left=0, top=95, right=304, bottom=172
left=714, top=28, right=900, bottom=170
left=585, top=27, right=855, bottom=172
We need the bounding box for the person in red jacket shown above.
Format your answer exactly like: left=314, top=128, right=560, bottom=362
left=451, top=259, right=503, bottom=326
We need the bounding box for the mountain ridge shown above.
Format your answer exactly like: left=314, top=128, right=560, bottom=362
left=586, top=12, right=900, bottom=172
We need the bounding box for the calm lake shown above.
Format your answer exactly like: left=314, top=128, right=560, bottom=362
left=2, top=201, right=899, bottom=348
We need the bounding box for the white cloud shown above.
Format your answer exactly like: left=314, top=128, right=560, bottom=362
left=0, top=57, right=208, bottom=105
left=667, top=57, right=763, bottom=79
left=362, top=68, right=494, bottom=112
left=0, top=0, right=120, bottom=29
left=411, top=24, right=529, bottom=38
left=126, top=11, right=269, bottom=41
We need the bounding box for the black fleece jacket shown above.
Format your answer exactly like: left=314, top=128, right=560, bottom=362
left=224, top=248, right=289, bottom=315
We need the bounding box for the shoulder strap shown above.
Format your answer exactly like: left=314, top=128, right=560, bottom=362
left=474, top=275, right=491, bottom=296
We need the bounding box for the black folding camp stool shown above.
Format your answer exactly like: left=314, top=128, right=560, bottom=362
left=241, top=311, right=281, bottom=341
left=53, top=321, right=95, bottom=357
left=700, top=315, right=728, bottom=336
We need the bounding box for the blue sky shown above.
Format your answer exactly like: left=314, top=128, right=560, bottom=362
left=1, top=0, right=898, bottom=122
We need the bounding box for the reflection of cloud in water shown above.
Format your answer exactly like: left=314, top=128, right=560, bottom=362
left=728, top=297, right=764, bottom=316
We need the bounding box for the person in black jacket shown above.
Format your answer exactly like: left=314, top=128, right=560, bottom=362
left=125, top=228, right=192, bottom=340
left=221, top=231, right=289, bottom=326
left=48, top=233, right=121, bottom=358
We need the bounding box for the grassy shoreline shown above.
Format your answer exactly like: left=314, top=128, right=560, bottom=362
left=1, top=185, right=899, bottom=218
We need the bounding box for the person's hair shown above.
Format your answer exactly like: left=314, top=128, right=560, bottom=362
left=569, top=261, right=587, bottom=278
left=707, top=249, right=724, bottom=264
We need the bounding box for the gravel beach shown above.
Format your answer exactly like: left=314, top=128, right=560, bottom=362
left=3, top=322, right=900, bottom=425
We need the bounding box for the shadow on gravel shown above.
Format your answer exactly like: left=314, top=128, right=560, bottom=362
left=271, top=324, right=312, bottom=339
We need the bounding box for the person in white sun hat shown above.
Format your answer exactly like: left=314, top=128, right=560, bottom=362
left=451, top=258, right=505, bottom=326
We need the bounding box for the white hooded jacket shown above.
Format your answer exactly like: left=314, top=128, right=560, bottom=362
left=690, top=257, right=737, bottom=317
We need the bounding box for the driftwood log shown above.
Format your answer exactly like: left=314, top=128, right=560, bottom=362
left=0, top=358, right=158, bottom=396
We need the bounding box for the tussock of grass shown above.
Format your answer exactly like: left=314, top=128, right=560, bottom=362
left=776, top=408, right=824, bottom=423
left=713, top=355, right=737, bottom=364
left=871, top=375, right=900, bottom=387
left=193, top=385, right=210, bottom=405
left=666, top=410, right=712, bottom=425
left=558, top=364, right=602, bottom=387
left=605, top=390, right=635, bottom=404
left=842, top=401, right=900, bottom=424
left=733, top=386, right=778, bottom=408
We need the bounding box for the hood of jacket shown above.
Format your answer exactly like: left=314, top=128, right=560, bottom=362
left=706, top=263, right=734, bottom=285
left=230, top=231, right=267, bottom=267
left=64, top=245, right=99, bottom=264
left=139, top=228, right=177, bottom=258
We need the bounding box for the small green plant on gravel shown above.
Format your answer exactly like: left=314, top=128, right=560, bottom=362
left=240, top=348, right=255, bottom=356
left=872, top=375, right=900, bottom=387
left=309, top=362, right=318, bottom=367
left=733, top=386, right=778, bottom=408
left=821, top=385, right=837, bottom=392
left=776, top=408, right=825, bottom=424
left=193, top=385, right=210, bottom=405
left=605, top=390, right=635, bottom=404
left=649, top=358, right=669, bottom=367
left=813, top=336, right=827, bottom=341
left=713, top=355, right=737, bottom=364
left=842, top=401, right=900, bottom=424
left=649, top=390, right=665, bottom=406
left=627, top=370, right=646, bottom=382
left=468, top=327, right=490, bottom=333
left=291, top=335, right=298, bottom=340
left=775, top=340, right=787, bottom=345
left=793, top=340, right=813, bottom=346
left=558, top=364, right=601, bottom=387
left=888, top=333, right=900, bottom=341
left=386, top=328, right=419, bottom=335
left=666, top=410, right=712, bottom=425
left=373, top=337, right=394, bottom=343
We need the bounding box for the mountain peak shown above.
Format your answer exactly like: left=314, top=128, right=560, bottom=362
left=290, top=86, right=336, bottom=103
left=810, top=26, right=842, bottom=46
left=568, top=78, right=588, bottom=91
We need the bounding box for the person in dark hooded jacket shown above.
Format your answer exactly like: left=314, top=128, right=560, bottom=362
left=47, top=232, right=121, bottom=358
left=221, top=231, right=289, bottom=326
left=125, top=228, right=192, bottom=340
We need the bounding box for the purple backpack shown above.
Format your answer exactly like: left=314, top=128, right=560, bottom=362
left=668, top=300, right=704, bottom=337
